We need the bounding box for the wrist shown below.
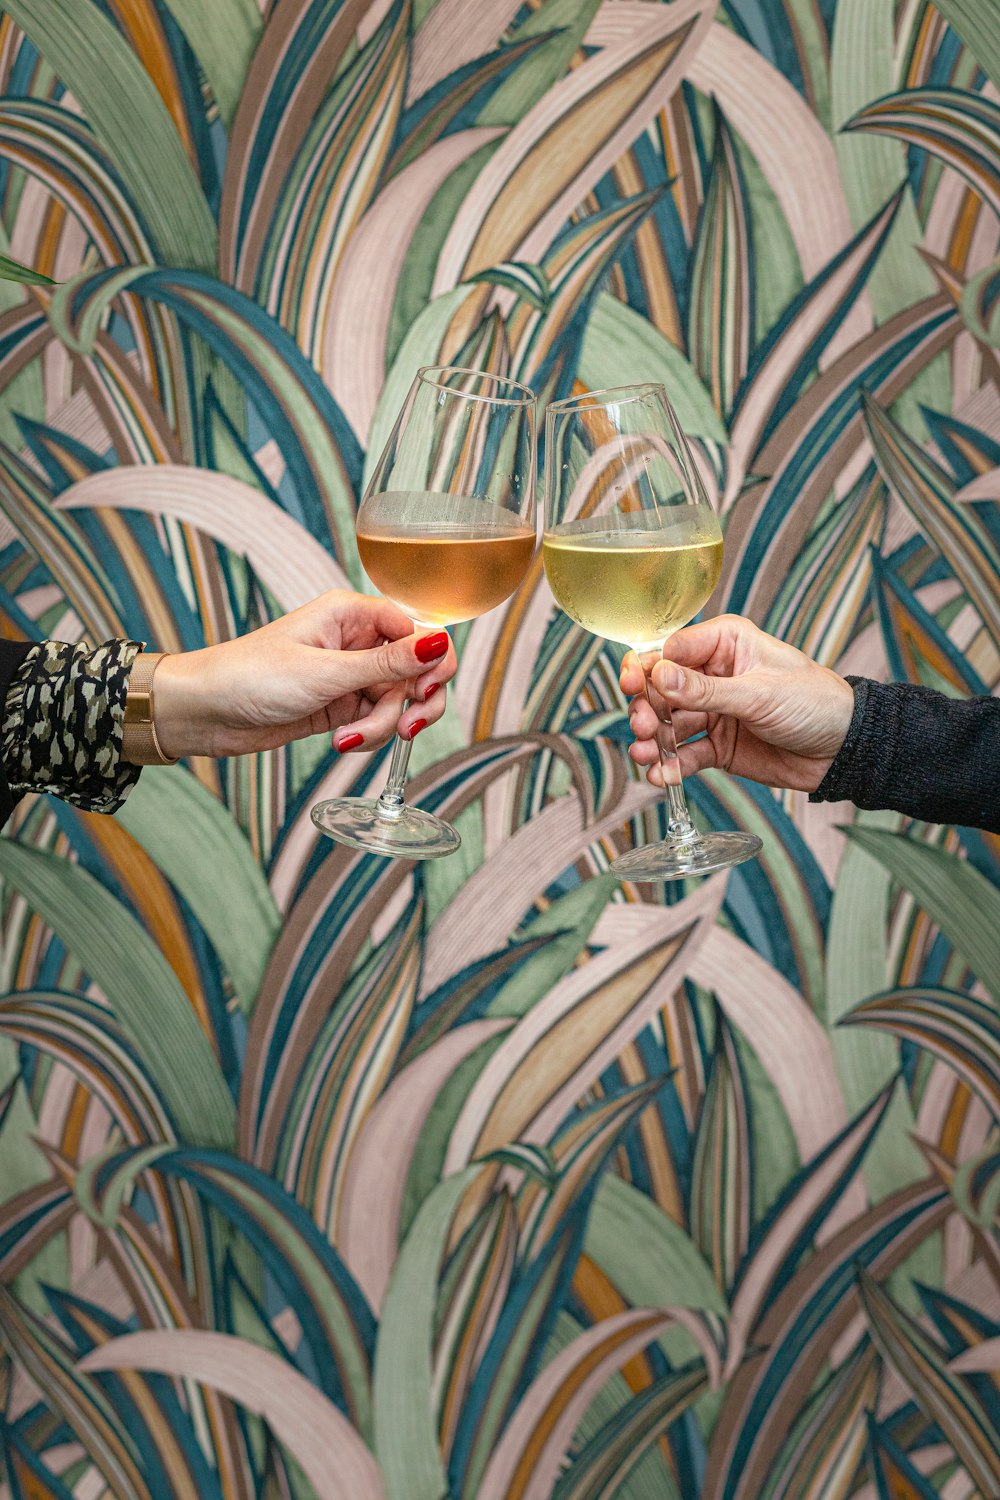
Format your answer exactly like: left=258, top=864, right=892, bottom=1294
left=801, top=671, right=855, bottom=792
left=148, top=650, right=214, bottom=760
left=823, top=670, right=856, bottom=758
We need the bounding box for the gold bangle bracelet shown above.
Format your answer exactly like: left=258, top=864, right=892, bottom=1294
left=123, top=652, right=178, bottom=767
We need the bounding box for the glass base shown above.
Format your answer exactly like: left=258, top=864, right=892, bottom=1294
left=311, top=797, right=462, bottom=860
left=612, top=830, right=762, bottom=883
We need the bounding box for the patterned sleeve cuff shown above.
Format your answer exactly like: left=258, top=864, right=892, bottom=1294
left=2, top=639, right=145, bottom=814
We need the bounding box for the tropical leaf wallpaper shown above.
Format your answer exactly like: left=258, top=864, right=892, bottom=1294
left=0, top=0, right=998, bottom=1495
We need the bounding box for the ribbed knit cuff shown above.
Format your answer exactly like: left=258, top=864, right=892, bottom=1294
left=811, top=676, right=1000, bottom=833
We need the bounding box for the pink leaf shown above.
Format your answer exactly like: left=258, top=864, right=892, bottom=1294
left=689, top=925, right=857, bottom=1217
left=420, top=781, right=659, bottom=998
left=476, top=1309, right=672, bottom=1500
left=956, top=468, right=1000, bottom=502
left=79, top=1331, right=385, bottom=1500
left=686, top=20, right=870, bottom=364
left=336, top=1018, right=513, bottom=1311
left=432, top=0, right=716, bottom=293
left=951, top=1336, right=1000, bottom=1373
left=444, top=877, right=723, bottom=1174
left=58, top=466, right=346, bottom=609
left=322, top=127, right=504, bottom=442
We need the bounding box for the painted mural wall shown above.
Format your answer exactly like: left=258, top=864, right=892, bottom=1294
left=0, top=0, right=999, bottom=1496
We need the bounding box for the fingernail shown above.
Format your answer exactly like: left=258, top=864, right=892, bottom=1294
left=407, top=719, right=428, bottom=740
left=423, top=682, right=441, bottom=702
left=415, top=631, right=449, bottom=664
left=658, top=665, right=682, bottom=692
left=336, top=732, right=364, bottom=752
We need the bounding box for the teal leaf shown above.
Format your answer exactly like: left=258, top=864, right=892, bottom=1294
left=858, top=1269, right=1000, bottom=1496
left=690, top=1007, right=753, bottom=1291
left=688, top=103, right=755, bottom=417
left=841, top=986, right=1000, bottom=1119
left=844, top=87, right=1000, bottom=219
left=478, top=1141, right=559, bottom=1186
left=862, top=391, right=1000, bottom=653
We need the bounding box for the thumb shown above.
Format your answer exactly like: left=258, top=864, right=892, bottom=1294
left=651, top=659, right=762, bottom=720
left=322, top=629, right=450, bottom=694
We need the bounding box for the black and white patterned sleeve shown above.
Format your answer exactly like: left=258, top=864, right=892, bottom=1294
left=1, top=639, right=144, bottom=813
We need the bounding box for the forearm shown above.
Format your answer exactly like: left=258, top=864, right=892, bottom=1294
left=811, top=677, right=1000, bottom=833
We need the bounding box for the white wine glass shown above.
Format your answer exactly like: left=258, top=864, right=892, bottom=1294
left=542, top=382, right=762, bottom=882
left=312, top=365, right=537, bottom=859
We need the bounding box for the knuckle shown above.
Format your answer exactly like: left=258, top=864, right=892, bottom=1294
left=374, top=641, right=402, bottom=677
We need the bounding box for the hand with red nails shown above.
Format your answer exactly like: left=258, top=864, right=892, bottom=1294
left=620, top=615, right=855, bottom=794
left=150, top=591, right=455, bottom=760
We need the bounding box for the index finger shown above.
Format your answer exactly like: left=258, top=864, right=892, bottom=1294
left=354, top=594, right=417, bottom=643
left=662, top=616, right=748, bottom=673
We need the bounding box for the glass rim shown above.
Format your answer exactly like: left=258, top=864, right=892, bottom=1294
left=546, top=382, right=665, bottom=415
left=416, top=364, right=536, bottom=408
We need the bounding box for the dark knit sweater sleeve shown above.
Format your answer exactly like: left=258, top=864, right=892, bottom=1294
left=810, top=676, right=1000, bottom=833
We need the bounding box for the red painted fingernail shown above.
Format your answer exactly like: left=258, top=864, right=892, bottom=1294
left=415, top=631, right=449, bottom=664
left=336, top=732, right=364, bottom=752
left=407, top=719, right=428, bottom=740
left=423, top=682, right=441, bottom=702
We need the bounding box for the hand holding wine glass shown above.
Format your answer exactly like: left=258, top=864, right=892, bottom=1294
left=311, top=365, right=536, bottom=860
left=541, top=382, right=762, bottom=881
left=621, top=614, right=856, bottom=791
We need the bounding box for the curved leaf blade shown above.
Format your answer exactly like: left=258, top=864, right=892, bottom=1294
left=688, top=104, right=754, bottom=417
left=2, top=0, right=217, bottom=271
left=374, top=1166, right=481, bottom=1500
left=550, top=1362, right=708, bottom=1500
left=80, top=1329, right=386, bottom=1500
left=759, top=1339, right=878, bottom=1500
left=0, top=991, right=177, bottom=1144
left=844, top=86, right=1000, bottom=218
left=842, top=827, right=1000, bottom=1003
left=0, top=252, right=55, bottom=286
left=690, top=1007, right=753, bottom=1292
left=862, top=392, right=1000, bottom=653
left=578, top=292, right=725, bottom=442
left=159, top=0, right=262, bottom=128
left=841, top=986, right=1000, bottom=1121
left=0, top=843, right=235, bottom=1149
left=116, top=767, right=280, bottom=1017
left=0, top=1284, right=153, bottom=1500
left=858, top=1269, right=1000, bottom=1496
left=476, top=1308, right=674, bottom=1500
left=701, top=1179, right=950, bottom=1500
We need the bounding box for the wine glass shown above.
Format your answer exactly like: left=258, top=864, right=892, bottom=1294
left=312, top=365, right=537, bottom=859
left=542, top=382, right=762, bottom=882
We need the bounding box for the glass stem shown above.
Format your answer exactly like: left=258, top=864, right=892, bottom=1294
left=638, top=650, right=697, bottom=844
left=376, top=722, right=413, bottom=821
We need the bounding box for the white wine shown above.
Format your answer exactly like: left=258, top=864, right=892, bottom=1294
left=542, top=514, right=722, bottom=648
left=357, top=523, right=535, bottom=625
